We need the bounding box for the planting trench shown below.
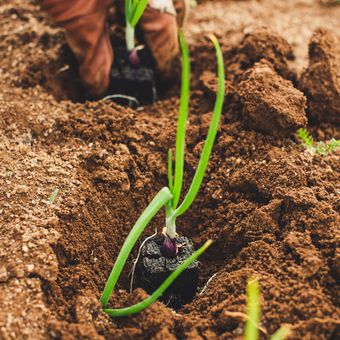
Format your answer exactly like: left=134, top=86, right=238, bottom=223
left=1, top=0, right=340, bottom=339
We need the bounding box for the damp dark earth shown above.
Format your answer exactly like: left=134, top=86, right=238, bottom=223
left=0, top=0, right=339, bottom=339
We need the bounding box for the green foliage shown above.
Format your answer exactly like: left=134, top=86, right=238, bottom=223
left=297, top=128, right=340, bottom=155
left=172, top=31, right=190, bottom=209
left=315, top=138, right=340, bottom=155
left=100, top=33, right=224, bottom=317
left=125, top=0, right=148, bottom=27
left=173, top=34, right=225, bottom=218
left=167, top=149, right=174, bottom=192
left=297, top=128, right=314, bottom=149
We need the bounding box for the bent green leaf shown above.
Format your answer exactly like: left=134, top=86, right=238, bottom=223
left=100, top=187, right=172, bottom=308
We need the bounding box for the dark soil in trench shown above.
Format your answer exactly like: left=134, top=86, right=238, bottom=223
left=0, top=0, right=339, bottom=339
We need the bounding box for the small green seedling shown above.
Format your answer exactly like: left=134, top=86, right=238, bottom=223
left=245, top=277, right=291, bottom=340
left=297, top=128, right=340, bottom=155
left=245, top=277, right=261, bottom=340
left=125, top=0, right=148, bottom=52
left=100, top=32, right=225, bottom=316
left=48, top=189, right=59, bottom=204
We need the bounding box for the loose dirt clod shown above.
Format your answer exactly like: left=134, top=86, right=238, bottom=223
left=237, top=60, right=307, bottom=135
left=219, top=27, right=297, bottom=88
left=235, top=28, right=296, bottom=81
left=299, top=28, right=340, bottom=124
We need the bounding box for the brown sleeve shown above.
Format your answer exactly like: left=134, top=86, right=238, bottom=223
left=36, top=0, right=114, bottom=96
left=37, top=0, right=113, bottom=24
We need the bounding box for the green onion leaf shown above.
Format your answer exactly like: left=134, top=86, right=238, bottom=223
left=130, top=0, right=149, bottom=27
left=125, top=0, right=132, bottom=24
left=168, top=149, right=174, bottom=193
left=131, top=0, right=139, bottom=18
left=100, top=187, right=172, bottom=308
left=172, top=31, right=190, bottom=209
left=174, top=34, right=225, bottom=217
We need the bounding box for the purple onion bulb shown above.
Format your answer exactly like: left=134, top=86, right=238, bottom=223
left=128, top=48, right=140, bottom=68
left=161, top=235, right=178, bottom=258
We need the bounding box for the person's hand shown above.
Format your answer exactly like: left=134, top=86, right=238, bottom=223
left=37, top=0, right=189, bottom=97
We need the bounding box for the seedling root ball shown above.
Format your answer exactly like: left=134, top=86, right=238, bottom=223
left=109, top=47, right=156, bottom=107
left=134, top=235, right=199, bottom=309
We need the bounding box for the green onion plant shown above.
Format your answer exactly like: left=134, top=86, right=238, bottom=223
left=100, top=32, right=225, bottom=316
left=163, top=32, right=224, bottom=257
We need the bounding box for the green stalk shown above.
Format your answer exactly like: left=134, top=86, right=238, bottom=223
left=174, top=35, right=225, bottom=218
left=130, top=0, right=148, bottom=27
left=125, top=0, right=132, bottom=23
left=124, top=0, right=149, bottom=51
left=172, top=31, right=190, bottom=210
left=100, top=187, right=172, bottom=308
left=103, top=240, right=212, bottom=317
left=167, top=149, right=174, bottom=193
left=126, top=22, right=135, bottom=51
left=244, top=277, right=261, bottom=340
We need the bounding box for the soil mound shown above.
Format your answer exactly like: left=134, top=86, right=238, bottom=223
left=224, top=28, right=296, bottom=86
left=299, top=29, right=340, bottom=124
left=237, top=60, right=307, bottom=135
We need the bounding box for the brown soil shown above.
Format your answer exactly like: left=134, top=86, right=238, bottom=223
left=1, top=0, right=339, bottom=339
left=299, top=28, right=340, bottom=124
left=237, top=59, right=307, bottom=135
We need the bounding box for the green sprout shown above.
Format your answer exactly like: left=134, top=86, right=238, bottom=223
left=100, top=32, right=225, bottom=316
left=48, top=188, right=59, bottom=204
left=297, top=128, right=340, bottom=155
left=245, top=277, right=291, bottom=340
left=125, top=0, right=148, bottom=52
left=245, top=277, right=261, bottom=340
